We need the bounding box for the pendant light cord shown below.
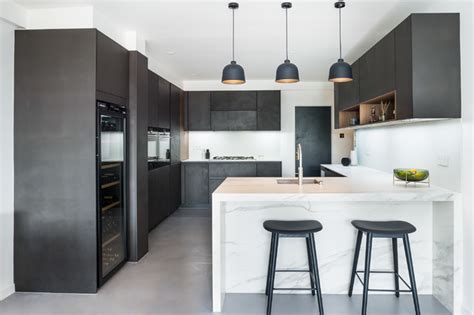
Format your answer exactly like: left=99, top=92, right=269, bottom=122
left=285, top=7, right=289, bottom=60
left=339, top=7, right=342, bottom=59
left=232, top=8, right=235, bottom=61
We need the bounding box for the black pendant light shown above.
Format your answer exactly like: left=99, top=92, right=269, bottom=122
left=275, top=2, right=299, bottom=83
left=328, top=1, right=353, bottom=83
left=222, top=2, right=245, bottom=84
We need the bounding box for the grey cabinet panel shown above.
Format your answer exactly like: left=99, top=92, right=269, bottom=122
left=170, top=84, right=181, bottom=164
left=211, top=111, right=257, bottom=131
left=183, top=163, right=209, bottom=205
left=170, top=163, right=181, bottom=213
left=256, top=162, right=282, bottom=177
left=411, top=14, right=461, bottom=119
left=14, top=29, right=98, bottom=293
left=148, top=71, right=159, bottom=127
left=158, top=76, right=170, bottom=129
left=96, top=31, right=129, bottom=101
left=394, top=16, right=413, bottom=120
left=360, top=31, right=395, bottom=102
left=148, top=166, right=170, bottom=230
left=257, top=91, right=281, bottom=130
left=187, top=91, right=211, bottom=131
left=128, top=51, right=149, bottom=262
left=209, top=162, right=257, bottom=178
left=211, top=91, right=257, bottom=111
left=335, top=60, right=360, bottom=110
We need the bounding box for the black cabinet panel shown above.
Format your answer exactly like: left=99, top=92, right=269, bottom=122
left=148, top=71, right=159, bottom=127
left=211, top=111, right=257, bottom=131
left=148, top=166, right=170, bottom=230
left=394, top=16, right=413, bottom=120
left=256, top=162, right=282, bottom=177
left=170, top=163, right=181, bottom=214
left=211, top=91, right=257, bottom=111
left=335, top=60, right=360, bottom=110
left=96, top=31, right=129, bottom=101
left=209, top=162, right=257, bottom=177
left=209, top=178, right=225, bottom=205
left=360, top=31, right=395, bottom=102
left=183, top=163, right=209, bottom=205
left=158, top=76, right=170, bottom=129
left=257, top=91, right=281, bottom=130
left=187, top=92, right=211, bottom=131
left=170, top=84, right=181, bottom=164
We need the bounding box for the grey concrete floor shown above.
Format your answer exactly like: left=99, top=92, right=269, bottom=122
left=0, top=208, right=450, bottom=314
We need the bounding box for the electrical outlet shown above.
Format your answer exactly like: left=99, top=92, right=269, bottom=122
left=437, top=155, right=449, bottom=167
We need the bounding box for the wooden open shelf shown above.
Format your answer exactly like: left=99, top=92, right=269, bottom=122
left=339, top=91, right=396, bottom=129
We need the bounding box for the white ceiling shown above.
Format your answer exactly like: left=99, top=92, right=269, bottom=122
left=15, top=0, right=462, bottom=82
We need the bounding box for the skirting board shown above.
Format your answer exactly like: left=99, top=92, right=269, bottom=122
left=0, top=284, right=15, bottom=301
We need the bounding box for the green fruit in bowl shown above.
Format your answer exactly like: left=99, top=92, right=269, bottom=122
left=394, top=168, right=429, bottom=182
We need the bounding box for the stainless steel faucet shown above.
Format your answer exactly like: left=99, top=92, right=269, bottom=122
left=296, top=143, right=303, bottom=186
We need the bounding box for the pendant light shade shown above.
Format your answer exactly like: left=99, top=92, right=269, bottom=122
left=222, top=2, right=245, bottom=84
left=276, top=2, right=299, bottom=83
left=328, top=1, right=353, bottom=83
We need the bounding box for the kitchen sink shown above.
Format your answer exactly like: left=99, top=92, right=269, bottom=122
left=276, top=179, right=323, bottom=185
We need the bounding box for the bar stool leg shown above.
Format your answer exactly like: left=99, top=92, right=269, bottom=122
left=349, top=230, right=363, bottom=297
left=266, top=232, right=279, bottom=315
left=361, top=233, right=373, bottom=315
left=392, top=238, right=400, bottom=298
left=403, top=234, right=421, bottom=315
left=265, top=233, right=276, bottom=296
left=306, top=235, right=316, bottom=296
left=309, top=233, right=324, bottom=315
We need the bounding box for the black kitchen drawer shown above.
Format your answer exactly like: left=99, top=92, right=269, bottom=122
left=209, top=162, right=257, bottom=178
left=257, top=162, right=282, bottom=177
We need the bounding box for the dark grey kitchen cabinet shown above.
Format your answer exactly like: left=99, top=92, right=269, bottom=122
left=148, top=165, right=170, bottom=230
left=359, top=31, right=396, bottom=102
left=256, top=162, right=282, bottom=177
left=182, top=163, right=210, bottom=206
left=186, top=91, right=211, bottom=131
left=14, top=29, right=132, bottom=293
left=128, top=51, right=149, bottom=262
left=211, top=111, right=257, bottom=131
left=211, top=91, right=257, bottom=111
left=170, top=84, right=181, bottom=164
left=209, top=162, right=257, bottom=177
left=257, top=91, right=281, bottom=130
left=209, top=178, right=225, bottom=204
left=148, top=71, right=159, bottom=127
left=158, top=76, right=170, bottom=129
left=395, top=13, right=461, bottom=120
left=334, top=60, right=360, bottom=111
left=96, top=31, right=129, bottom=103
left=170, top=163, right=181, bottom=214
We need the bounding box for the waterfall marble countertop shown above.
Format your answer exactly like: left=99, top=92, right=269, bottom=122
left=212, top=164, right=457, bottom=202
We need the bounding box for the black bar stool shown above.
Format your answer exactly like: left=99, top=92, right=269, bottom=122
left=263, top=220, right=324, bottom=315
left=348, top=220, right=421, bottom=315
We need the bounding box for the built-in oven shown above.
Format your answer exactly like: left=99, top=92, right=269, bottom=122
left=148, top=127, right=171, bottom=170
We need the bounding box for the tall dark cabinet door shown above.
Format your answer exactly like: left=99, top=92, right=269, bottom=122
left=257, top=91, right=281, bottom=130
left=148, top=71, right=159, bottom=128
left=187, top=92, right=211, bottom=131
left=359, top=31, right=396, bottom=102
left=183, top=163, right=209, bottom=205
left=335, top=60, right=360, bottom=110
left=148, top=166, right=170, bottom=230
left=157, top=76, right=170, bottom=129
left=96, top=31, right=129, bottom=101
left=170, top=85, right=181, bottom=164
left=170, top=163, right=181, bottom=214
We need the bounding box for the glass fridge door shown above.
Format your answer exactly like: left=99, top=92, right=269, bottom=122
left=98, top=110, right=126, bottom=280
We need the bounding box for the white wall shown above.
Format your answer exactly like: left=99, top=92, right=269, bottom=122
left=0, top=18, right=16, bottom=301
left=356, top=2, right=473, bottom=313
left=185, top=80, right=353, bottom=176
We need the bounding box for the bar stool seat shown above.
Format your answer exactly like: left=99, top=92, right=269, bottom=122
left=264, top=220, right=323, bottom=233
left=351, top=220, right=416, bottom=235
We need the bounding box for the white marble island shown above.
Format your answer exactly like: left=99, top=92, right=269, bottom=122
left=212, top=165, right=462, bottom=313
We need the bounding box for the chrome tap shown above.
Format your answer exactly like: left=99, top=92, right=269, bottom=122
left=296, top=143, right=303, bottom=186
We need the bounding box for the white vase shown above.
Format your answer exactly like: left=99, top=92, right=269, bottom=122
left=350, top=150, right=358, bottom=166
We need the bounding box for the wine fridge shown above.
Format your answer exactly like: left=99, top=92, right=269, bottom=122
left=96, top=101, right=127, bottom=286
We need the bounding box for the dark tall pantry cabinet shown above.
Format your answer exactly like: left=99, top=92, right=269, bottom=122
left=14, top=29, right=132, bottom=293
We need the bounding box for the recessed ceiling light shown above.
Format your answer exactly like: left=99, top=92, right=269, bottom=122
left=166, top=51, right=175, bottom=55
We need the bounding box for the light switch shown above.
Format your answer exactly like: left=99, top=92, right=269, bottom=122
left=437, top=155, right=449, bottom=167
